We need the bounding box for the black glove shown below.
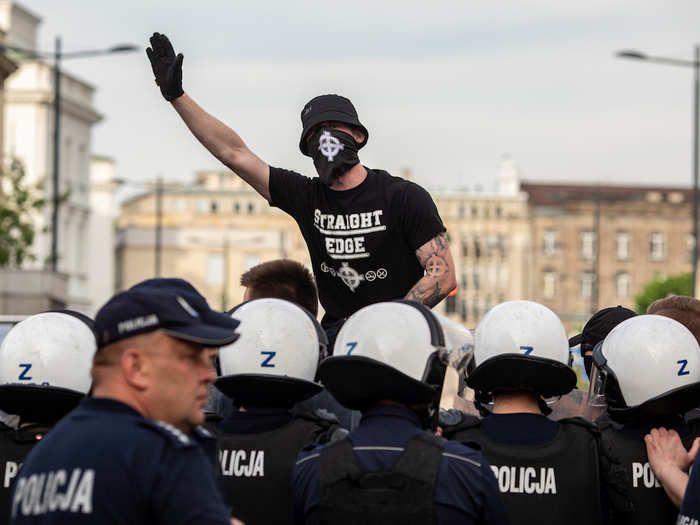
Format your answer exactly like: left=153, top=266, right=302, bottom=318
left=146, top=32, right=184, bottom=101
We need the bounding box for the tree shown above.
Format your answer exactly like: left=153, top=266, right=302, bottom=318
left=634, top=272, right=692, bottom=314
left=0, top=159, right=44, bottom=267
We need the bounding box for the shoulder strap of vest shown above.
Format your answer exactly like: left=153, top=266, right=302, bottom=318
left=393, top=432, right=444, bottom=482
left=558, top=416, right=601, bottom=437
left=296, top=410, right=344, bottom=444
left=441, top=410, right=481, bottom=439
left=319, top=437, right=363, bottom=487
left=685, top=412, right=700, bottom=435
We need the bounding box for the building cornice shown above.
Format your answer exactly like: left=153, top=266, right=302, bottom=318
left=5, top=88, right=102, bottom=124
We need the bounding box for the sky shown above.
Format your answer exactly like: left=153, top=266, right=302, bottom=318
left=15, top=0, right=700, bottom=192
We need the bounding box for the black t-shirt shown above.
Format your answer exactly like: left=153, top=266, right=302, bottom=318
left=269, top=167, right=445, bottom=326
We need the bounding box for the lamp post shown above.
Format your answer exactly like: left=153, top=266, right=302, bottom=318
left=1, top=39, right=138, bottom=272
left=616, top=47, right=700, bottom=295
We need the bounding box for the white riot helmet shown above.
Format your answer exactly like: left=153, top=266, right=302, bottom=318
left=468, top=300, right=576, bottom=402
left=0, top=311, right=97, bottom=422
left=320, top=300, right=448, bottom=412
left=588, top=314, right=700, bottom=421
left=215, top=298, right=326, bottom=407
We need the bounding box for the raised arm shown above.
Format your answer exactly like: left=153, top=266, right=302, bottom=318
left=405, top=232, right=457, bottom=308
left=147, top=33, right=270, bottom=201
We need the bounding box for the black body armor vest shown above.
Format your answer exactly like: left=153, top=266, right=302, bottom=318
left=319, top=432, right=443, bottom=525
left=0, top=423, right=49, bottom=523
left=216, top=413, right=339, bottom=524
left=448, top=416, right=602, bottom=525
left=598, top=416, right=700, bottom=525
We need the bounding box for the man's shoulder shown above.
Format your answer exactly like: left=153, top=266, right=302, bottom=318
left=442, top=439, right=485, bottom=471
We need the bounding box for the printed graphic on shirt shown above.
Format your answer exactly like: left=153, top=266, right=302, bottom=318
left=314, top=209, right=386, bottom=261
left=219, top=449, right=264, bottom=477
left=320, top=262, right=389, bottom=293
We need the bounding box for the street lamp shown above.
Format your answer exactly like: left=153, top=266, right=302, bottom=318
left=616, top=47, right=700, bottom=295
left=0, top=38, right=138, bottom=272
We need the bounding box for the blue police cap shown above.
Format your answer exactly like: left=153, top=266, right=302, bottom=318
left=95, top=278, right=240, bottom=348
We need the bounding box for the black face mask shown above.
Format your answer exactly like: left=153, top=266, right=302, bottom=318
left=309, top=128, right=360, bottom=186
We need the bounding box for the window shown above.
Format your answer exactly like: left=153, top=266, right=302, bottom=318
left=460, top=272, right=468, bottom=290
left=459, top=205, right=465, bottom=218
left=543, top=229, right=557, bottom=257
left=460, top=300, right=467, bottom=322
left=580, top=231, right=596, bottom=261
left=474, top=238, right=482, bottom=259
left=580, top=271, right=595, bottom=299
left=175, top=198, right=187, bottom=212
left=543, top=271, right=557, bottom=299
left=650, top=232, right=666, bottom=261
left=473, top=269, right=480, bottom=290
left=616, top=232, right=630, bottom=261
left=461, top=238, right=469, bottom=258
left=210, top=201, right=218, bottom=213
left=247, top=203, right=254, bottom=214
left=207, top=254, right=224, bottom=285
left=616, top=272, right=630, bottom=298
left=471, top=206, right=478, bottom=218
left=196, top=199, right=208, bottom=214
left=234, top=202, right=241, bottom=214
left=497, top=235, right=506, bottom=258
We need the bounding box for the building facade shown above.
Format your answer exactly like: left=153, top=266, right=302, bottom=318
left=116, top=171, right=310, bottom=311
left=0, top=1, right=102, bottom=312
left=523, top=183, right=693, bottom=329
left=116, top=166, right=695, bottom=332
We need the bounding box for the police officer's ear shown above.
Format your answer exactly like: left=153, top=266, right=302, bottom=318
left=119, top=343, right=155, bottom=392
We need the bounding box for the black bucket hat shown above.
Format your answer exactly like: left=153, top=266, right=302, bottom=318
left=299, top=94, right=369, bottom=156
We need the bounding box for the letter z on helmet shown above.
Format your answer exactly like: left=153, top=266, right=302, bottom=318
left=0, top=311, right=97, bottom=422
left=588, top=314, right=700, bottom=421
left=319, top=300, right=448, bottom=410
left=215, top=298, right=327, bottom=407
left=467, top=300, right=576, bottom=400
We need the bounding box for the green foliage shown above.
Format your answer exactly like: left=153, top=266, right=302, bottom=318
left=0, top=159, right=44, bottom=267
left=634, top=272, right=692, bottom=314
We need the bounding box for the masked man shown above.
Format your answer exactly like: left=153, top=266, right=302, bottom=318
left=146, top=33, right=457, bottom=344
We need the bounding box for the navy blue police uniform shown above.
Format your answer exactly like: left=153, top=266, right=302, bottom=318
left=442, top=411, right=631, bottom=525
left=677, top=452, right=700, bottom=524
left=215, top=407, right=344, bottom=524
left=292, top=404, right=509, bottom=525
left=10, top=397, right=230, bottom=524
left=1, top=423, right=47, bottom=522
left=597, top=415, right=700, bottom=525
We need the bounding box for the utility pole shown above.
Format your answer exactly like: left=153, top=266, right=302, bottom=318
left=154, top=175, right=163, bottom=277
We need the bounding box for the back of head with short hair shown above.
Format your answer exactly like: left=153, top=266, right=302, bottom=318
left=240, top=259, right=319, bottom=316
left=647, top=295, right=700, bottom=344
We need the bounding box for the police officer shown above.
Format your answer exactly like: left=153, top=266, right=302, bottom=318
left=440, top=300, right=629, bottom=525
left=0, top=311, right=96, bottom=522
left=213, top=298, right=346, bottom=524
left=292, top=300, right=509, bottom=525
left=587, top=314, right=700, bottom=523
left=10, top=280, right=240, bottom=524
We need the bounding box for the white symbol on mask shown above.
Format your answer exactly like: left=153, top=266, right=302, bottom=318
left=318, top=130, right=344, bottom=162
left=338, top=262, right=364, bottom=292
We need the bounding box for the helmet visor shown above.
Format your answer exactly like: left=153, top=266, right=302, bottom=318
left=586, top=342, right=608, bottom=408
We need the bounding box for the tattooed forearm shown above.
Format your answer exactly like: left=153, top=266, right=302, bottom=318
left=405, top=232, right=457, bottom=308
left=405, top=280, right=445, bottom=308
